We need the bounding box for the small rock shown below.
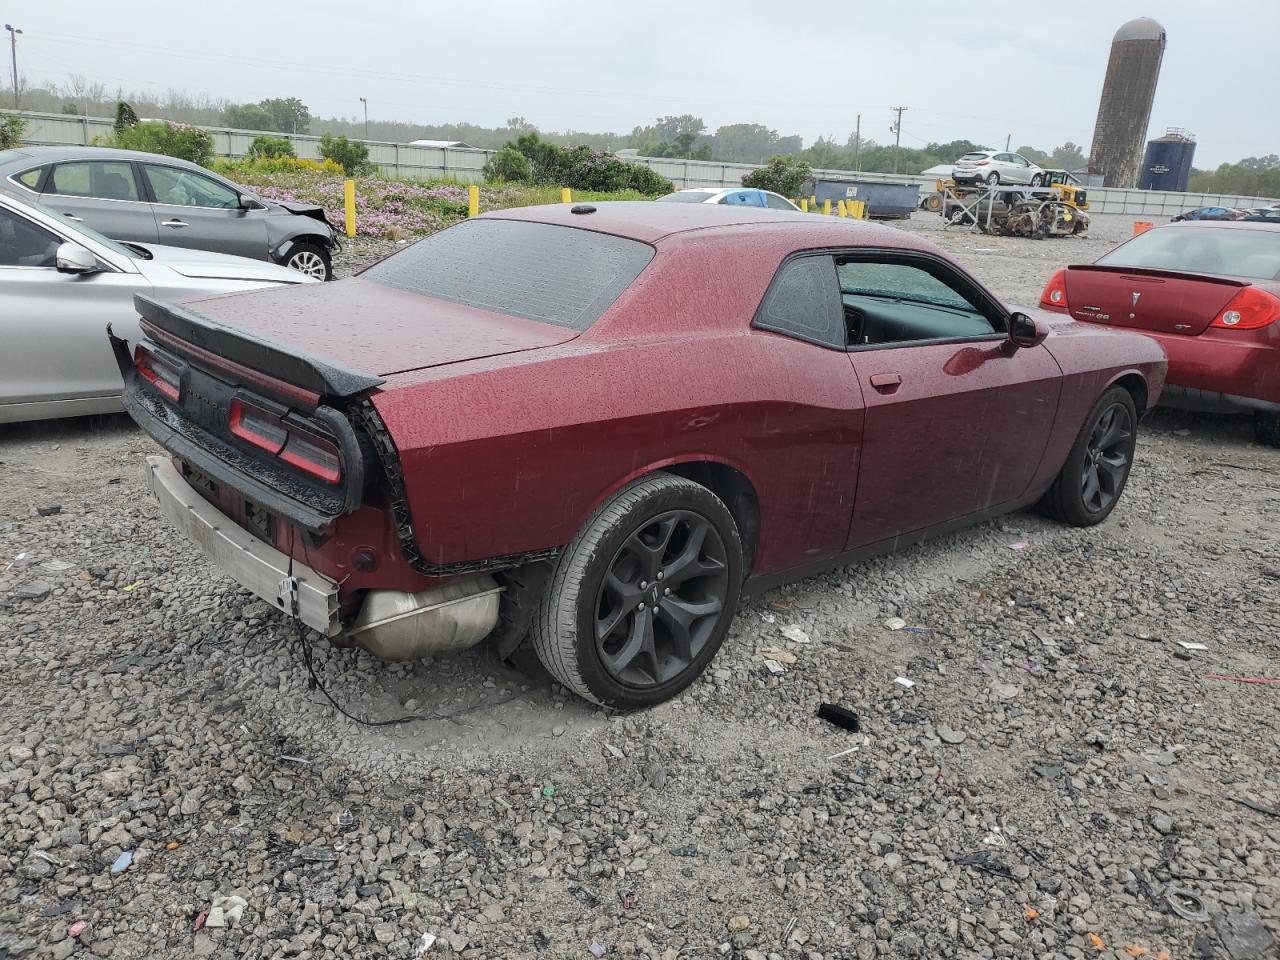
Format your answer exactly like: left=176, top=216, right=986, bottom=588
left=1150, top=811, right=1175, bottom=835
left=937, top=725, right=967, bottom=745
left=884, top=617, right=907, bottom=631
left=204, top=906, right=226, bottom=929
left=372, top=922, right=396, bottom=944
left=14, top=580, right=51, bottom=601
left=36, top=504, right=62, bottom=516
left=100, top=770, right=130, bottom=795
left=481, top=903, right=505, bottom=923
left=552, top=725, right=566, bottom=737
left=231, top=775, right=253, bottom=794
left=727, top=916, right=750, bottom=932
left=781, top=625, right=810, bottom=644
left=643, top=763, right=667, bottom=789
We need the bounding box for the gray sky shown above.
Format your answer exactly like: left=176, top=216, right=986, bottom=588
left=12, top=1, right=1277, bottom=167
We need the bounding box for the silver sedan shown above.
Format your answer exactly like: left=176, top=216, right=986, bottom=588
left=1, top=191, right=315, bottom=424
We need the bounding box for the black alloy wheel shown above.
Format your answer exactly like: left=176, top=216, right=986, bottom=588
left=594, top=510, right=730, bottom=688
left=1080, top=401, right=1133, bottom=514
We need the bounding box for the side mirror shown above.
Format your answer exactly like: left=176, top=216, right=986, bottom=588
left=1008, top=312, right=1049, bottom=348
left=239, top=194, right=266, bottom=211
left=55, top=242, right=100, bottom=275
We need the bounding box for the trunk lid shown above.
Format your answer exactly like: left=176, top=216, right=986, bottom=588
left=1063, top=265, right=1247, bottom=336
left=176, top=276, right=579, bottom=377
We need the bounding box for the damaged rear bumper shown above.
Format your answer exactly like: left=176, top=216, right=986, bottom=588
left=145, top=455, right=340, bottom=636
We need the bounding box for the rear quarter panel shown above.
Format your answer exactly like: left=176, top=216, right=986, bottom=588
left=1030, top=311, right=1168, bottom=492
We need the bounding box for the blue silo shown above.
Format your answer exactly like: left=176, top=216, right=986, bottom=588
left=1139, top=129, right=1196, bottom=191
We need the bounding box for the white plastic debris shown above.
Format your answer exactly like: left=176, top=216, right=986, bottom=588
left=781, top=625, right=810, bottom=644
left=415, top=932, right=438, bottom=956
left=1176, top=641, right=1208, bottom=651
left=1008, top=541, right=1029, bottom=551
left=763, top=660, right=786, bottom=675
left=894, top=677, right=915, bottom=689
left=884, top=617, right=907, bottom=631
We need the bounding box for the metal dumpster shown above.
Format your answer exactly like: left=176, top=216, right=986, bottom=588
left=809, top=178, right=918, bottom=219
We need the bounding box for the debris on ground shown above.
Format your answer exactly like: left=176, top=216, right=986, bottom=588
left=884, top=617, right=907, bottom=631
left=816, top=703, right=860, bottom=732
left=109, top=851, right=132, bottom=874
left=760, top=647, right=797, bottom=665
left=780, top=625, right=810, bottom=644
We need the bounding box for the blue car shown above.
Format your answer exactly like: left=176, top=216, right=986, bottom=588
left=1170, top=206, right=1247, bottom=222
left=656, top=187, right=801, bottom=210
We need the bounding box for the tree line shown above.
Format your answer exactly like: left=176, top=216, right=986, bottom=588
left=11, top=80, right=1277, bottom=192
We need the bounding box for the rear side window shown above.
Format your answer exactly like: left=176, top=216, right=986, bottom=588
left=15, top=167, right=42, bottom=189
left=364, top=219, right=654, bottom=331
left=755, top=255, right=844, bottom=346
left=49, top=161, right=140, bottom=201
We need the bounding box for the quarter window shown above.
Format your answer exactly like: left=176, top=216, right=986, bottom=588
left=0, top=207, right=61, bottom=267
left=838, top=260, right=998, bottom=346
left=48, top=161, right=141, bottom=201
left=144, top=165, right=240, bottom=209
left=756, top=256, right=844, bottom=346
left=16, top=167, right=42, bottom=189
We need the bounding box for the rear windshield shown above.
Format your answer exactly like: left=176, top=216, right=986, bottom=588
left=1097, top=226, right=1280, bottom=281
left=364, top=218, right=654, bottom=331
left=958, top=153, right=988, bottom=161
left=656, top=191, right=716, bottom=203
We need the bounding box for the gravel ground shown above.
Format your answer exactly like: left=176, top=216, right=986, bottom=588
left=2, top=211, right=1278, bottom=960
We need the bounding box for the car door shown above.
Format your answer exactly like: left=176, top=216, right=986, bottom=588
left=0, top=204, right=144, bottom=408
left=840, top=253, right=1061, bottom=547
left=37, top=159, right=160, bottom=243
left=141, top=162, right=269, bottom=260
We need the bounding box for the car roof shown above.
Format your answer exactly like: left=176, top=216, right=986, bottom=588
left=481, top=200, right=932, bottom=249
left=1162, top=220, right=1280, bottom=234
left=0, top=145, right=205, bottom=169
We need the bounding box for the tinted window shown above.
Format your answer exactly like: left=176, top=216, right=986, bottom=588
left=364, top=218, right=654, bottom=331
left=656, top=191, right=717, bottom=203
left=765, top=193, right=796, bottom=210
left=838, top=260, right=997, bottom=346
left=756, top=256, right=843, bottom=346
left=1097, top=226, right=1280, bottom=280
left=15, top=167, right=42, bottom=189
left=49, top=161, right=140, bottom=201
left=0, top=207, right=61, bottom=267
left=144, top=165, right=239, bottom=208
left=958, top=153, right=988, bottom=161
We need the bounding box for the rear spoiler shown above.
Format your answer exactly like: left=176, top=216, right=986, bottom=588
left=1065, top=264, right=1250, bottom=288
left=133, top=295, right=384, bottom=401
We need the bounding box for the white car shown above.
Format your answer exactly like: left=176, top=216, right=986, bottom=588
left=656, top=187, right=802, bottom=211
left=952, top=151, right=1045, bottom=187
left=0, top=191, right=315, bottom=423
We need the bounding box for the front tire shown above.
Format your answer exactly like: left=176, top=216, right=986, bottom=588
left=1040, top=387, right=1138, bottom=526
left=1030, top=173, right=1045, bottom=186
left=1255, top=412, right=1280, bottom=448
left=284, top=242, right=333, bottom=280
left=531, top=474, right=743, bottom=709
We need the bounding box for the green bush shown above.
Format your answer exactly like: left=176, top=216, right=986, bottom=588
left=504, top=133, right=671, bottom=196
left=114, top=101, right=138, bottom=132
left=319, top=133, right=371, bottom=175
left=247, top=135, right=296, bottom=160
left=742, top=155, right=811, bottom=198
left=0, top=113, right=23, bottom=150
left=96, top=121, right=214, bottom=167
left=482, top=145, right=532, bottom=183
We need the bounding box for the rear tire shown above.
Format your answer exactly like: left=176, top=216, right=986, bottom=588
left=531, top=474, right=743, bottom=709
left=284, top=242, right=332, bottom=280
left=1040, top=387, right=1138, bottom=527
left=1255, top=412, right=1280, bottom=448
left=986, top=172, right=1001, bottom=186
left=1030, top=173, right=1045, bottom=186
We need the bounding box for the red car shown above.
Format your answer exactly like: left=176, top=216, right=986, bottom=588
left=110, top=202, right=1165, bottom=709
left=1039, top=220, right=1280, bottom=446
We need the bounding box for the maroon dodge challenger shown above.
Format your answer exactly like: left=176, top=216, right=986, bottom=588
left=110, top=202, right=1167, bottom=709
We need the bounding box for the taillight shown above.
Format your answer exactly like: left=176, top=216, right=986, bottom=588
left=134, top=343, right=182, bottom=402
left=1039, top=269, right=1070, bottom=312
left=975, top=160, right=990, bottom=166
left=228, top=396, right=342, bottom=484
left=1210, top=286, right=1280, bottom=331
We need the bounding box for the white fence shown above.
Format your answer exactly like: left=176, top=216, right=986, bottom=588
left=15, top=110, right=1278, bottom=216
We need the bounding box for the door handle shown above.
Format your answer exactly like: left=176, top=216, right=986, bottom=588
left=161, top=219, right=188, bottom=228
left=63, top=213, right=84, bottom=222
left=870, top=372, right=903, bottom=393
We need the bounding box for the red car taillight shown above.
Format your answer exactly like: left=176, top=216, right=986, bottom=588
left=975, top=160, right=990, bottom=166
left=1039, top=269, right=1070, bottom=312
left=1210, top=286, right=1280, bottom=331
left=134, top=343, right=182, bottom=402
left=229, top=398, right=343, bottom=484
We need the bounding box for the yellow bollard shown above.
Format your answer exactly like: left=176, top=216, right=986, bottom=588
left=837, top=200, right=847, bottom=217
left=822, top=199, right=832, bottom=216
left=800, top=198, right=808, bottom=213
left=561, top=187, right=572, bottom=203
left=343, top=179, right=356, bottom=238
left=810, top=195, right=817, bottom=209
left=850, top=199, right=867, bottom=219
left=468, top=184, right=480, bottom=218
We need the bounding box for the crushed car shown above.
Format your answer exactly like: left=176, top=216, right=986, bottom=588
left=111, top=202, right=1166, bottom=709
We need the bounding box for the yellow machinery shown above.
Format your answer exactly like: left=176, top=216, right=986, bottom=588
left=1041, top=170, right=1089, bottom=212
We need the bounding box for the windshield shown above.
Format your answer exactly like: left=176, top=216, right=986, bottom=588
left=364, top=218, right=655, bottom=331
left=1097, top=225, right=1280, bottom=281
left=656, top=191, right=717, bottom=203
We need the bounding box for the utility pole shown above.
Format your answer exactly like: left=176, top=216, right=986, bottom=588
left=359, top=97, right=368, bottom=140
left=4, top=24, right=21, bottom=111
left=1005, top=133, right=1011, bottom=151
left=854, top=114, right=861, bottom=172
left=890, top=106, right=907, bottom=174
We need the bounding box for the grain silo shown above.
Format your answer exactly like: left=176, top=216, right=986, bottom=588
left=1088, top=17, right=1167, bottom=188
left=1139, top=129, right=1196, bottom=192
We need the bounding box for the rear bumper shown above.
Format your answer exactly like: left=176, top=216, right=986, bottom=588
left=1161, top=385, right=1280, bottom=415
left=1139, top=328, right=1279, bottom=408
left=145, top=455, right=340, bottom=636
